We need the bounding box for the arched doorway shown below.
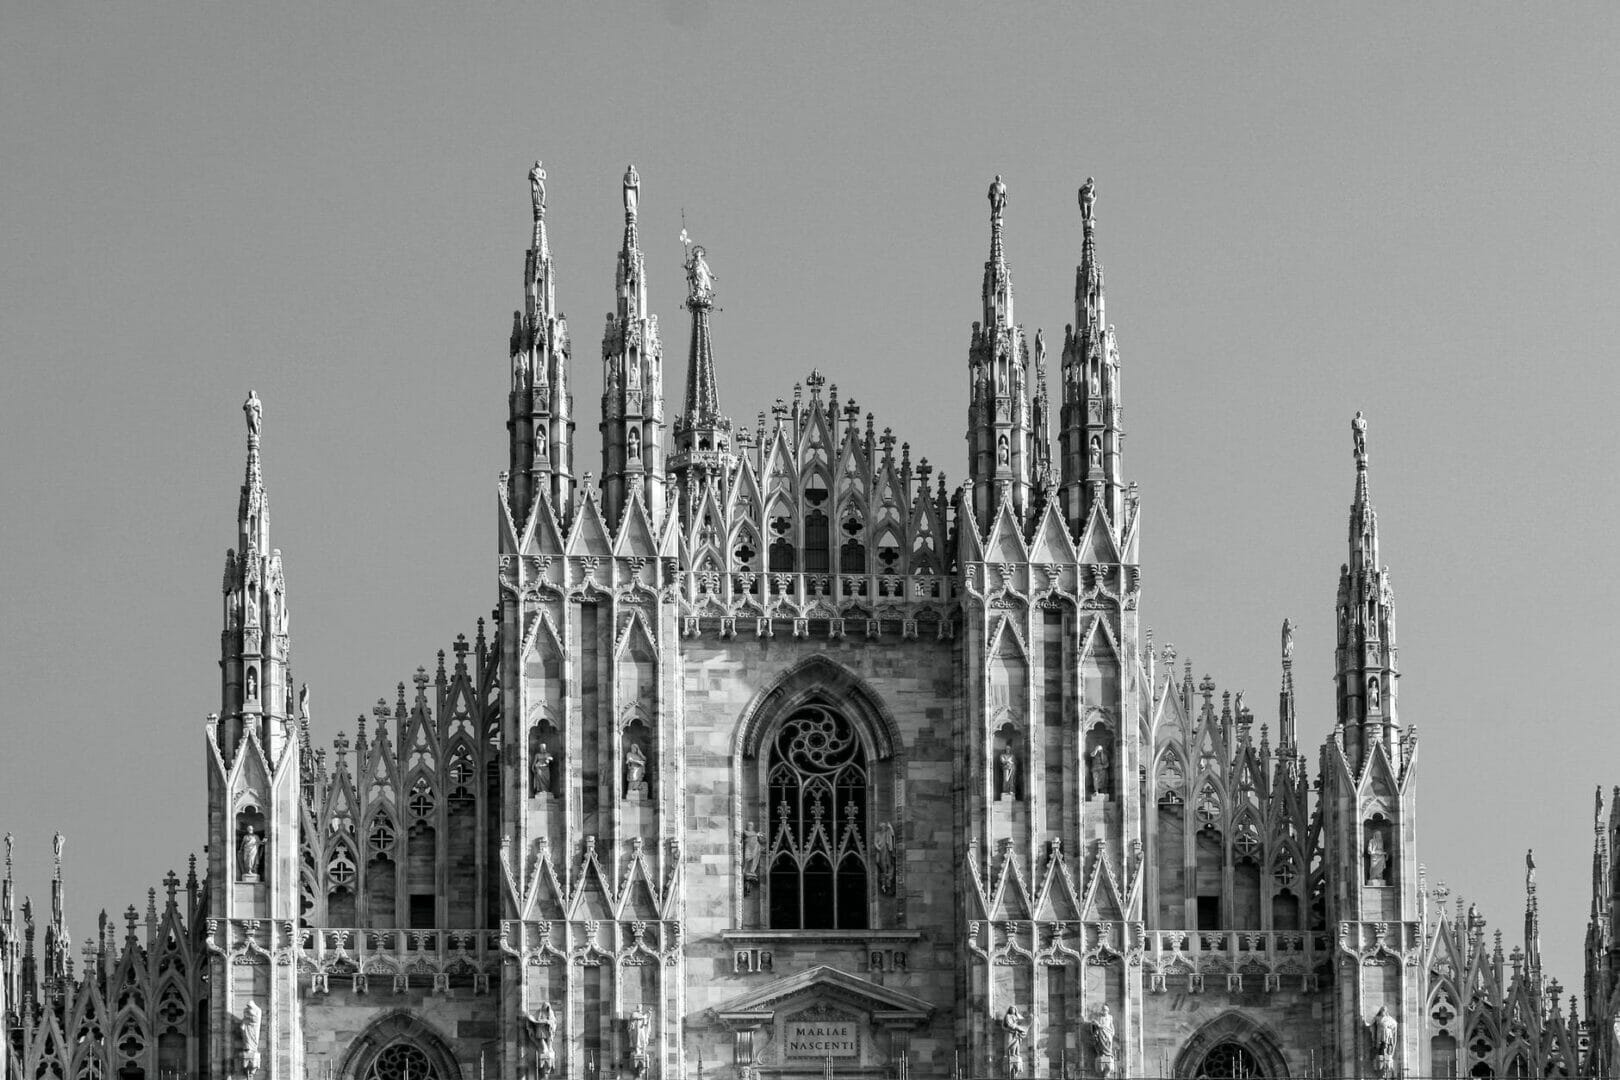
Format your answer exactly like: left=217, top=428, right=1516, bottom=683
left=337, top=1012, right=462, bottom=1080
left=1173, top=1012, right=1289, bottom=1079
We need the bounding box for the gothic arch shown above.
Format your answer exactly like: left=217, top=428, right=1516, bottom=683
left=336, top=1012, right=462, bottom=1080
left=735, top=655, right=900, bottom=761
left=1173, top=1011, right=1290, bottom=1078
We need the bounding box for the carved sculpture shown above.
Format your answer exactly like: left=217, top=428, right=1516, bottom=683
left=531, top=741, right=554, bottom=796
left=1079, top=176, right=1096, bottom=222
left=627, top=427, right=641, bottom=462
left=524, top=1002, right=556, bottom=1080
left=1353, top=410, right=1368, bottom=459
left=624, top=741, right=647, bottom=795
left=1367, top=1004, right=1397, bottom=1078
left=627, top=1005, right=653, bottom=1078
left=529, top=160, right=546, bottom=220
left=1088, top=743, right=1112, bottom=799
left=1366, top=828, right=1389, bottom=885
left=998, top=744, right=1017, bottom=799
left=685, top=243, right=715, bottom=305
left=244, top=390, right=263, bottom=439
left=1089, top=1003, right=1116, bottom=1076
left=740, top=821, right=764, bottom=894
left=1368, top=675, right=1381, bottom=711
left=873, top=821, right=896, bottom=894
left=998, top=436, right=1011, bottom=467
left=988, top=174, right=1007, bottom=218
left=1000, top=1005, right=1029, bottom=1078
left=238, top=824, right=263, bottom=881
left=245, top=667, right=258, bottom=702
left=298, top=682, right=310, bottom=718
left=240, top=1001, right=262, bottom=1076
left=1281, top=618, right=1295, bottom=662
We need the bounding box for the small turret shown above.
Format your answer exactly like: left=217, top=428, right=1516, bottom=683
left=966, top=174, right=1034, bottom=528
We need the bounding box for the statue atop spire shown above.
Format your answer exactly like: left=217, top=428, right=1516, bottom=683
left=1281, top=618, right=1295, bottom=664
left=682, top=234, right=716, bottom=307
left=529, top=160, right=547, bottom=221
left=244, top=390, right=263, bottom=442
left=1079, top=176, right=1096, bottom=224
left=988, top=173, right=1007, bottom=219
left=1352, top=410, right=1368, bottom=466
left=624, top=164, right=640, bottom=221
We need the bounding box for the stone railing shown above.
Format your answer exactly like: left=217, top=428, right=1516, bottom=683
left=1141, top=929, right=1331, bottom=993
left=293, top=927, right=499, bottom=994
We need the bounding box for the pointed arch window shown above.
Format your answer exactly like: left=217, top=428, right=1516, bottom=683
left=766, top=703, right=869, bottom=929
left=1192, top=1043, right=1263, bottom=1079
left=365, top=1043, right=441, bottom=1080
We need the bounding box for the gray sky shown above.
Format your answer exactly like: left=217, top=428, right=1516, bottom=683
left=4, top=4, right=1618, bottom=989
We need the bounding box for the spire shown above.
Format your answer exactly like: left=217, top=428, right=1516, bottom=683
left=1334, top=411, right=1400, bottom=768
left=1524, top=848, right=1542, bottom=986
left=599, top=165, right=667, bottom=529
left=508, top=158, right=575, bottom=531
left=670, top=233, right=733, bottom=526
left=1593, top=787, right=1609, bottom=924
left=966, top=175, right=1033, bottom=528
left=222, top=392, right=292, bottom=759
left=1058, top=176, right=1126, bottom=536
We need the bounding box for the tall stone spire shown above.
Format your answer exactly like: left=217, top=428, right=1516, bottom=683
left=1524, top=848, right=1543, bottom=986
left=600, top=164, right=667, bottom=529
left=670, top=234, right=733, bottom=526
left=1333, top=411, right=1400, bottom=768
left=1059, top=176, right=1125, bottom=536
left=1278, top=618, right=1297, bottom=752
left=966, top=174, right=1033, bottom=528
left=508, top=159, right=575, bottom=531
left=221, top=391, right=292, bottom=761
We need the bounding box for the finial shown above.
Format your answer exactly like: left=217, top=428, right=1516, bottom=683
left=244, top=390, right=263, bottom=443
left=1280, top=618, right=1294, bottom=665
left=52, top=832, right=64, bottom=871
left=988, top=174, right=1007, bottom=219
left=4, top=832, right=11, bottom=872
left=1079, top=176, right=1096, bottom=224
left=1352, top=410, right=1368, bottom=468
left=529, top=160, right=546, bottom=222
left=683, top=237, right=715, bottom=306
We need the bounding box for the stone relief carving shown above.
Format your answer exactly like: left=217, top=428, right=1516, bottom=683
left=524, top=1002, right=556, bottom=1079
left=1089, top=1004, right=1115, bottom=1076
left=239, top=1001, right=262, bottom=1076
left=1000, top=1005, right=1029, bottom=1078
left=627, top=1004, right=653, bottom=1077
left=1367, top=1004, right=1397, bottom=1078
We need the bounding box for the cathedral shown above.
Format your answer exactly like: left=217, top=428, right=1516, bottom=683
left=0, top=164, right=1606, bottom=1080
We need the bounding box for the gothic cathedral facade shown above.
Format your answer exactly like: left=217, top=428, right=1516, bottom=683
left=2, top=165, right=1595, bottom=1080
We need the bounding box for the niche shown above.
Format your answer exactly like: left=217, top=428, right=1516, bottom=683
left=1083, top=723, right=1113, bottom=801
left=1364, top=814, right=1393, bottom=886
left=622, top=719, right=654, bottom=801
left=993, top=723, right=1024, bottom=802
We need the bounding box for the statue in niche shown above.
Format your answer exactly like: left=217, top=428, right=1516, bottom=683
left=1089, top=435, right=1103, bottom=470
left=1366, top=827, right=1389, bottom=885
left=245, top=667, right=258, bottom=702
left=740, top=821, right=764, bottom=894
left=1088, top=742, right=1112, bottom=799
left=998, top=743, right=1017, bottom=799
left=246, top=592, right=258, bottom=626
left=1367, top=1005, right=1397, bottom=1078
left=238, top=824, right=263, bottom=880
left=627, top=1005, right=653, bottom=1077
left=873, top=821, right=896, bottom=894
left=239, top=1001, right=262, bottom=1076
left=624, top=740, right=647, bottom=797
left=627, top=427, right=641, bottom=462
left=524, top=1002, right=556, bottom=1079
left=1367, top=675, right=1381, bottom=711
left=1089, top=1003, right=1116, bottom=1074
left=531, top=742, right=554, bottom=797
left=243, top=390, right=263, bottom=439
left=997, top=435, right=1010, bottom=468
left=1000, top=1005, right=1029, bottom=1078
left=1079, top=176, right=1096, bottom=223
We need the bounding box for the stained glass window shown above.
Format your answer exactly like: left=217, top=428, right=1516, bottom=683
left=1195, top=1042, right=1262, bottom=1079
left=766, top=704, right=869, bottom=929
left=365, top=1043, right=438, bottom=1080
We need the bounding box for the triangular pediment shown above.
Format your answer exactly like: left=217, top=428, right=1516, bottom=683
left=711, top=964, right=934, bottom=1022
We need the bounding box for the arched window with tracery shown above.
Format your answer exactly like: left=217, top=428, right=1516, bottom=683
left=1193, top=1042, right=1263, bottom=1079
left=365, top=1043, right=440, bottom=1080
left=765, top=703, right=869, bottom=929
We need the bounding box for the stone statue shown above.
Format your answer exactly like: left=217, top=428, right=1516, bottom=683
left=53, top=831, right=63, bottom=863
left=1000, top=1005, right=1029, bottom=1078
left=524, top=1002, right=556, bottom=1079
left=685, top=244, right=715, bottom=304
left=1367, top=1004, right=1397, bottom=1078
left=627, top=1004, right=653, bottom=1076
left=988, top=174, right=1008, bottom=219
left=627, top=427, right=641, bottom=462
left=1079, top=176, right=1096, bottom=222
left=238, top=825, right=263, bottom=880
left=873, top=821, right=897, bottom=894
left=740, top=821, right=764, bottom=893
left=531, top=741, right=554, bottom=796
left=244, top=391, right=263, bottom=439
left=998, top=744, right=1017, bottom=797
left=623, top=165, right=639, bottom=218
left=1366, top=828, right=1389, bottom=885
left=997, top=436, right=1011, bottom=467
left=1089, top=435, right=1103, bottom=469
left=1281, top=618, right=1295, bottom=662
left=529, top=160, right=546, bottom=220
left=1353, top=410, right=1368, bottom=458
left=240, top=1001, right=262, bottom=1076
left=1368, top=675, right=1381, bottom=711
left=624, top=741, right=647, bottom=793
left=1088, top=743, right=1112, bottom=798
left=1089, top=1003, right=1116, bottom=1072
left=245, top=667, right=258, bottom=702
left=298, top=683, right=310, bottom=718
